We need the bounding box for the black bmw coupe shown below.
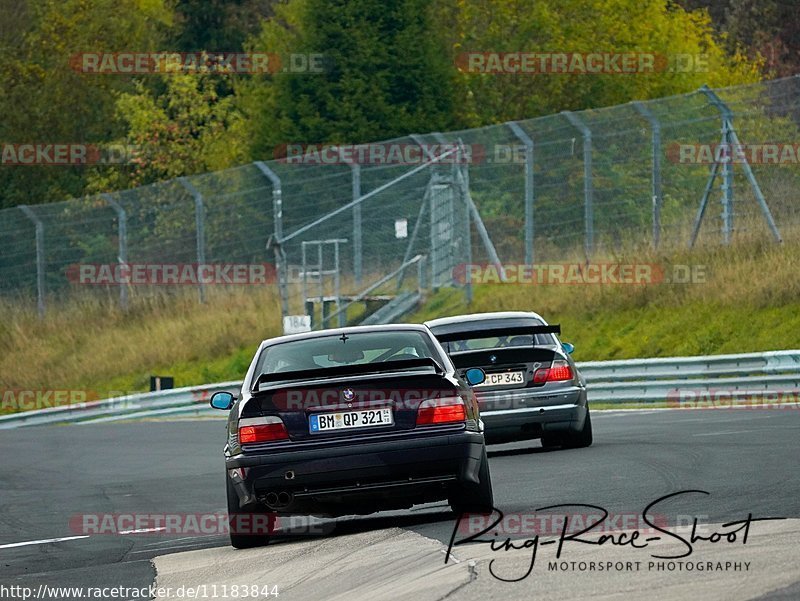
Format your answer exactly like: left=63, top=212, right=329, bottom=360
left=210, top=324, right=492, bottom=548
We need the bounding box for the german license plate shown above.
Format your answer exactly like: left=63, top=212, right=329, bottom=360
left=475, top=371, right=525, bottom=387
left=309, top=408, right=393, bottom=433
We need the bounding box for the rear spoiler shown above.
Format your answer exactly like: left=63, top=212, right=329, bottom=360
left=433, top=324, right=561, bottom=343
left=252, top=357, right=444, bottom=392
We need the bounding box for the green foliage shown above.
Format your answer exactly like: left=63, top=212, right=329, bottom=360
left=433, top=0, right=761, bottom=126
left=171, top=0, right=275, bottom=52
left=87, top=74, right=247, bottom=191
left=0, top=0, right=173, bottom=208
left=243, top=0, right=459, bottom=157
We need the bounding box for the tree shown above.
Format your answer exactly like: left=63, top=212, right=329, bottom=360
left=87, top=73, right=247, bottom=191
left=242, top=0, right=459, bottom=158
left=0, top=0, right=173, bottom=208
left=171, top=0, right=276, bottom=51
left=432, top=0, right=761, bottom=125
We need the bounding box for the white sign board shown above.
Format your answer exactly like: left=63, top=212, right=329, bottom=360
left=394, top=218, right=408, bottom=239
left=283, top=315, right=312, bottom=335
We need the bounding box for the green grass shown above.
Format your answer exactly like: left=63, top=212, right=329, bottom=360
left=407, top=234, right=800, bottom=362
left=3, top=234, right=800, bottom=410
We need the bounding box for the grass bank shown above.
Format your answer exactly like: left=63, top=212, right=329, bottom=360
left=2, top=236, right=800, bottom=406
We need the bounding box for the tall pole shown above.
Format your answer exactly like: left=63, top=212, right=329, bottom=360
left=562, top=111, right=594, bottom=258
left=178, top=177, right=207, bottom=303
left=632, top=102, right=663, bottom=250
left=19, top=205, right=45, bottom=318
left=507, top=121, right=535, bottom=263
left=101, top=193, right=129, bottom=310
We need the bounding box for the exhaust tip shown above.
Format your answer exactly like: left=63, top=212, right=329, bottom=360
left=265, top=492, right=279, bottom=506
left=277, top=491, right=292, bottom=506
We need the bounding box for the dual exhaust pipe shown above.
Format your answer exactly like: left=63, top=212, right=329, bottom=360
left=264, top=490, right=293, bottom=509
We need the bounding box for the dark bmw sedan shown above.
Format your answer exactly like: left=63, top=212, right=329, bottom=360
left=425, top=312, right=591, bottom=449
left=210, top=324, right=492, bottom=548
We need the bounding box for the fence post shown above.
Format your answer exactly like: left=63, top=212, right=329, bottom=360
left=337, top=148, right=362, bottom=286
left=632, top=102, right=663, bottom=250
left=178, top=177, right=207, bottom=303
left=100, top=193, right=129, bottom=310
left=699, top=87, right=735, bottom=243
left=458, top=144, right=473, bottom=304
left=562, top=111, right=594, bottom=258
left=700, top=85, right=782, bottom=244
left=507, top=121, right=534, bottom=264
left=254, top=161, right=290, bottom=320
left=19, top=205, right=45, bottom=318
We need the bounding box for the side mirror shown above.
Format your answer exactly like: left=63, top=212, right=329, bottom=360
left=464, top=367, right=486, bottom=386
left=562, top=342, right=575, bottom=355
left=210, top=391, right=235, bottom=410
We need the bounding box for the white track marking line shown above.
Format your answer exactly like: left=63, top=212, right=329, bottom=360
left=692, top=430, right=755, bottom=437
left=118, top=527, right=167, bottom=535
left=0, top=535, right=90, bottom=549
left=439, top=548, right=461, bottom=563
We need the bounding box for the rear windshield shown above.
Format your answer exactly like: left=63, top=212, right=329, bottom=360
left=437, top=322, right=555, bottom=352
left=253, top=330, right=441, bottom=379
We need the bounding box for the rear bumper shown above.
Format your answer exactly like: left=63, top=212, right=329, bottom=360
left=226, top=430, right=485, bottom=513
left=478, top=385, right=588, bottom=443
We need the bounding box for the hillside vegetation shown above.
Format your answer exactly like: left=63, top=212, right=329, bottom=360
left=2, top=236, right=799, bottom=405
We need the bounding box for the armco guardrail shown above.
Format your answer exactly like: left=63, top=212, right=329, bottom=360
left=0, top=381, right=241, bottom=429
left=1, top=350, right=798, bottom=428
left=582, top=350, right=800, bottom=403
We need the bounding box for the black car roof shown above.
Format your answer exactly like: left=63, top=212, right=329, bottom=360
left=259, top=323, right=431, bottom=349
left=424, top=312, right=548, bottom=337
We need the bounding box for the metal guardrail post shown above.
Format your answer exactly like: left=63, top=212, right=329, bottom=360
left=632, top=102, right=663, bottom=250
left=100, top=193, right=129, bottom=310
left=562, top=111, right=594, bottom=258
left=19, top=205, right=45, bottom=318
left=178, top=177, right=207, bottom=303
left=254, top=161, right=290, bottom=318
left=507, top=121, right=535, bottom=264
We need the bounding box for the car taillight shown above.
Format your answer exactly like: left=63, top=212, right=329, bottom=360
left=238, top=416, right=289, bottom=443
left=533, top=359, right=574, bottom=383
left=417, top=397, right=466, bottom=426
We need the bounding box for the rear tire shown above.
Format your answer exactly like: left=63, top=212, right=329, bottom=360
left=448, top=448, right=494, bottom=514
left=226, top=475, right=273, bottom=549
left=563, top=409, right=593, bottom=449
